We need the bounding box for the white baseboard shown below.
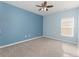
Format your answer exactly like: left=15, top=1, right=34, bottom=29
left=0, top=36, right=43, bottom=48
left=43, top=35, right=77, bottom=45
left=0, top=35, right=77, bottom=48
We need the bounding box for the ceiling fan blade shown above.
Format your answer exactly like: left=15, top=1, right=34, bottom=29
left=47, top=5, right=53, bottom=8
left=44, top=1, right=47, bottom=6
left=36, top=5, right=42, bottom=7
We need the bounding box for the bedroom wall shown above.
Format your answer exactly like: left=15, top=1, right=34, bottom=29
left=43, top=8, right=78, bottom=44
left=77, top=9, right=79, bottom=46
left=0, top=2, right=43, bottom=46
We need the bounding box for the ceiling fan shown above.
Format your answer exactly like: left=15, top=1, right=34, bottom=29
left=36, top=1, right=53, bottom=11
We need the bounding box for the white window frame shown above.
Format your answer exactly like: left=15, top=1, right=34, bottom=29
left=61, top=16, right=74, bottom=37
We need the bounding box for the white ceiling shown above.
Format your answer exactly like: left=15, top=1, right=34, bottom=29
left=4, top=1, right=79, bottom=16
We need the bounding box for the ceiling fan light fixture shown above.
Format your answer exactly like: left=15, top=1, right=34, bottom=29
left=40, top=7, right=47, bottom=11
left=36, top=1, right=53, bottom=12
left=41, top=8, right=44, bottom=11
left=44, top=7, right=47, bottom=11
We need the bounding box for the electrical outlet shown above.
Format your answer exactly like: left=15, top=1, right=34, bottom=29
left=28, top=34, right=31, bottom=37
left=25, top=35, right=27, bottom=38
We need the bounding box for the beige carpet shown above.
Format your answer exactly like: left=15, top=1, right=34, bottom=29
left=0, top=37, right=78, bottom=57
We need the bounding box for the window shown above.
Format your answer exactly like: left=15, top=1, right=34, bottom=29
left=61, top=16, right=74, bottom=37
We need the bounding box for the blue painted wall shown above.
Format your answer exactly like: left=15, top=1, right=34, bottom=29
left=43, top=8, right=78, bottom=44
left=78, top=8, right=79, bottom=46
left=0, top=2, right=78, bottom=46
left=0, top=2, right=43, bottom=46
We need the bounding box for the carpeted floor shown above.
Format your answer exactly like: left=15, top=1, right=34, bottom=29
left=0, top=37, right=78, bottom=57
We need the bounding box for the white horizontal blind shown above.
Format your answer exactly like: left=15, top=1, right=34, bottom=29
left=61, top=16, right=74, bottom=37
